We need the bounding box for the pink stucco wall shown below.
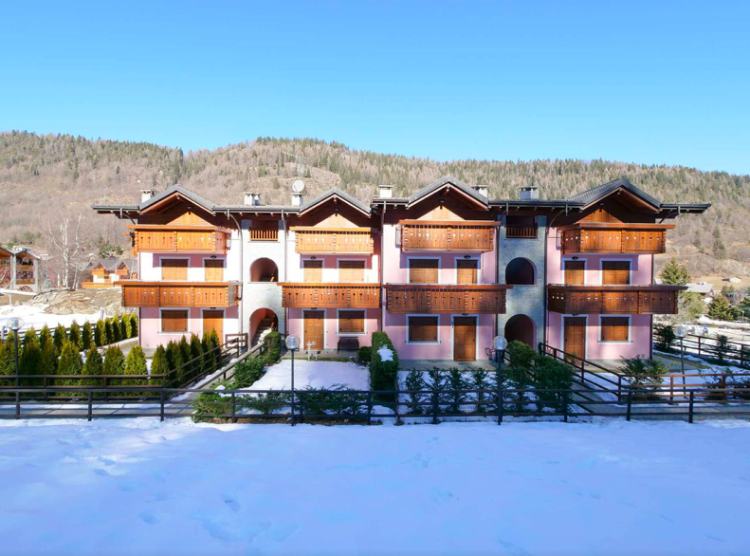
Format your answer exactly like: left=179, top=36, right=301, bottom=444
left=287, top=307, right=380, bottom=349
left=139, top=306, right=239, bottom=349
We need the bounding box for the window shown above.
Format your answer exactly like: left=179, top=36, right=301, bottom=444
left=162, top=309, right=189, bottom=333
left=456, top=259, right=478, bottom=284
left=408, top=316, right=439, bottom=343
left=505, top=215, right=537, bottom=238
left=602, top=261, right=630, bottom=285
left=303, top=260, right=323, bottom=282
left=409, top=259, right=439, bottom=284
left=600, top=317, right=629, bottom=342
left=338, top=310, right=365, bottom=334
left=339, top=260, right=365, bottom=283
left=162, top=259, right=188, bottom=281
left=204, top=259, right=224, bottom=281
left=564, top=260, right=585, bottom=285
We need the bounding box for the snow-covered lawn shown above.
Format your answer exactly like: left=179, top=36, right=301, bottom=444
left=0, top=303, right=100, bottom=331
left=1, top=419, right=748, bottom=555
left=246, top=359, right=370, bottom=391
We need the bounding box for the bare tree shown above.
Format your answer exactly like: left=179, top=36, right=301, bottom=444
left=48, top=216, right=83, bottom=289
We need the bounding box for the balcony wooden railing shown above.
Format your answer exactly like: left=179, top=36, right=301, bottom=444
left=385, top=284, right=511, bottom=314
left=292, top=227, right=374, bottom=254
left=280, top=283, right=380, bottom=308
left=249, top=227, right=279, bottom=242
left=128, top=225, right=230, bottom=255
left=121, top=281, right=241, bottom=308
left=506, top=225, right=538, bottom=239
left=547, top=284, right=685, bottom=315
left=560, top=223, right=674, bottom=254
left=400, top=220, right=497, bottom=252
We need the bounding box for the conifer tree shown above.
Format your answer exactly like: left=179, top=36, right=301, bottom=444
left=81, top=321, right=93, bottom=350
left=104, top=318, right=114, bottom=345
left=209, top=330, right=222, bottom=370
left=81, top=347, right=103, bottom=386
left=708, top=294, right=736, bottom=321
left=111, top=315, right=121, bottom=342
left=124, top=345, right=147, bottom=386
left=38, top=340, right=59, bottom=377
left=38, top=325, right=52, bottom=349
left=190, top=334, right=204, bottom=374
left=118, top=315, right=128, bottom=341
left=165, top=341, right=183, bottom=387
left=150, top=345, right=169, bottom=387
left=179, top=336, right=192, bottom=383
left=53, top=324, right=67, bottom=351
left=69, top=321, right=81, bottom=349
left=103, top=345, right=125, bottom=376
left=57, top=340, right=83, bottom=384
left=95, top=320, right=106, bottom=347
left=0, top=334, right=15, bottom=376
left=659, top=257, right=689, bottom=286
left=20, top=330, right=41, bottom=381
left=23, top=328, right=38, bottom=350
left=129, top=314, right=138, bottom=338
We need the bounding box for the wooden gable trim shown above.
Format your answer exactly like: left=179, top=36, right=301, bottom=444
left=140, top=193, right=216, bottom=216
left=408, top=183, right=488, bottom=211
left=298, top=194, right=370, bottom=218
left=582, top=187, right=660, bottom=213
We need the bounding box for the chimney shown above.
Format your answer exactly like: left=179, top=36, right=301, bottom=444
left=473, top=185, right=489, bottom=198
left=291, top=193, right=303, bottom=206
left=519, top=186, right=539, bottom=201
left=244, top=192, right=261, bottom=206
left=141, top=190, right=155, bottom=203
left=378, top=185, right=394, bottom=199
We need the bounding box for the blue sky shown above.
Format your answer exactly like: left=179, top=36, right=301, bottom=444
left=1, top=1, right=748, bottom=174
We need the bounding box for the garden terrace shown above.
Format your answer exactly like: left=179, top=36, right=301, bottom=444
left=280, top=283, right=381, bottom=309
left=385, top=284, right=510, bottom=314
left=292, top=227, right=374, bottom=254
left=400, top=220, right=497, bottom=252
left=121, top=281, right=241, bottom=308
left=547, top=284, right=684, bottom=314
left=559, top=223, right=674, bottom=254
left=127, top=225, right=230, bottom=255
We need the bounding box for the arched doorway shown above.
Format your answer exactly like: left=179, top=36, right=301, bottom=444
left=505, top=258, right=535, bottom=285
left=505, top=314, right=535, bottom=348
left=250, top=308, right=278, bottom=346
left=250, top=258, right=278, bottom=282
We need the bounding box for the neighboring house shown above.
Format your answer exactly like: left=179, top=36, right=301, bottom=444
left=93, top=177, right=709, bottom=361
left=686, top=282, right=715, bottom=300
left=0, top=246, right=41, bottom=292
left=82, top=257, right=138, bottom=288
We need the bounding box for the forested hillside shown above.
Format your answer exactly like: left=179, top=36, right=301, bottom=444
left=1, top=131, right=748, bottom=277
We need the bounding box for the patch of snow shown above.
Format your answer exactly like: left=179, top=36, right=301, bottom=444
left=0, top=304, right=100, bottom=332
left=377, top=346, right=393, bottom=362
left=243, top=359, right=370, bottom=391
left=0, top=418, right=748, bottom=554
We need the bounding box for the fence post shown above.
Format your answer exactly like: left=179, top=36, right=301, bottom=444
left=394, top=382, right=401, bottom=425
left=87, top=391, right=93, bottom=422
left=688, top=390, right=694, bottom=424
left=697, top=336, right=701, bottom=356
left=15, top=391, right=20, bottom=420
left=563, top=391, right=569, bottom=423
left=366, top=391, right=372, bottom=426
left=231, top=392, right=236, bottom=424
left=160, top=390, right=165, bottom=422
left=626, top=389, right=632, bottom=422
left=432, top=387, right=439, bottom=425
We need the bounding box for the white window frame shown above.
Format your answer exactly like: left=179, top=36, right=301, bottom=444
left=336, top=258, right=368, bottom=283
left=599, top=258, right=633, bottom=286
left=450, top=314, right=479, bottom=361
left=599, top=315, right=632, bottom=344
left=454, top=256, right=480, bottom=285
left=159, top=256, right=191, bottom=282
left=159, top=307, right=191, bottom=336
left=406, top=313, right=441, bottom=345
left=336, top=309, right=367, bottom=336
left=202, top=256, right=226, bottom=282
left=560, top=314, right=589, bottom=359
left=562, top=257, right=587, bottom=285
left=407, top=257, right=441, bottom=285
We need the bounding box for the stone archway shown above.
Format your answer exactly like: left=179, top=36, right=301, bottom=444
left=250, top=258, right=278, bottom=282
left=505, top=258, right=535, bottom=285
left=250, top=308, right=279, bottom=346
left=505, top=314, right=536, bottom=348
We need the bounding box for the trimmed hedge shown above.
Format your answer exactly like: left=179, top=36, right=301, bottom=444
left=370, top=332, right=399, bottom=396
left=264, top=331, right=282, bottom=365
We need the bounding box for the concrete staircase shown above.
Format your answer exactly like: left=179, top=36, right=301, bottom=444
left=252, top=317, right=276, bottom=346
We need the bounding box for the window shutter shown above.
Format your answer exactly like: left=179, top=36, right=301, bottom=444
left=162, top=310, right=189, bottom=333
left=408, top=316, right=438, bottom=342
left=409, top=259, right=438, bottom=284
left=601, top=317, right=629, bottom=342
left=339, top=310, right=365, bottom=334
left=602, top=261, right=630, bottom=285
left=162, top=259, right=188, bottom=281
left=303, top=260, right=323, bottom=282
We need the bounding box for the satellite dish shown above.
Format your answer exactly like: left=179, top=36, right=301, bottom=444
left=292, top=180, right=305, bottom=194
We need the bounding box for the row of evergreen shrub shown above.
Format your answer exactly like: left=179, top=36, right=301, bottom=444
left=151, top=331, right=222, bottom=388
left=0, top=314, right=139, bottom=378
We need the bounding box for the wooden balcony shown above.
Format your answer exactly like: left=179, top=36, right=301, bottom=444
left=560, top=223, right=674, bottom=254
left=121, top=281, right=241, bottom=308
left=385, top=284, right=511, bottom=314
left=128, top=225, right=230, bottom=255
left=547, top=284, right=685, bottom=315
left=280, top=283, right=380, bottom=308
left=400, top=220, right=497, bottom=252
left=292, top=227, right=374, bottom=254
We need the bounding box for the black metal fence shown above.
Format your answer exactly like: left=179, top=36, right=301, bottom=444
left=655, top=332, right=750, bottom=367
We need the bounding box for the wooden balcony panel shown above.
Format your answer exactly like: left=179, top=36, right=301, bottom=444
left=280, top=283, right=381, bottom=309
left=400, top=220, right=497, bottom=252
left=121, top=282, right=240, bottom=308
left=547, top=285, right=683, bottom=315
left=292, top=227, right=374, bottom=254
left=386, top=284, right=510, bottom=314
left=560, top=223, right=674, bottom=255
left=506, top=225, right=538, bottom=239
left=128, top=225, right=230, bottom=255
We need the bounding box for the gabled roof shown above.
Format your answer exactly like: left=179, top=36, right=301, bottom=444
left=567, top=177, right=662, bottom=209
left=405, top=175, right=489, bottom=209
left=138, top=185, right=217, bottom=215
left=298, top=187, right=371, bottom=216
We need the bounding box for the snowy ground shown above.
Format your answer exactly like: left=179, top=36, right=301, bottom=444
left=245, top=359, right=370, bottom=391
left=0, top=303, right=101, bottom=331
left=1, top=419, right=748, bottom=555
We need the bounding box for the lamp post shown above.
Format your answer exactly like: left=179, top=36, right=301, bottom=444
left=285, top=334, right=300, bottom=426
left=676, top=324, right=687, bottom=375
left=494, top=335, right=508, bottom=425
left=7, top=317, right=24, bottom=388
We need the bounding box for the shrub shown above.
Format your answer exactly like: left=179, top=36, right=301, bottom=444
left=150, top=345, right=169, bottom=387
left=0, top=333, right=15, bottom=376
left=53, top=325, right=67, bottom=351
left=81, top=347, right=103, bottom=387
left=179, top=336, right=192, bottom=384
left=23, top=328, right=38, bottom=350
left=57, top=341, right=83, bottom=386
left=445, top=368, right=469, bottom=414
left=118, top=315, right=128, bottom=342
left=68, top=321, right=81, bottom=349
left=654, top=324, right=676, bottom=352
left=233, top=356, right=266, bottom=388
left=201, top=334, right=215, bottom=374
left=357, top=346, right=372, bottom=365
left=299, top=385, right=366, bottom=418
left=124, top=314, right=133, bottom=339
left=129, top=314, right=138, bottom=338
left=715, top=335, right=732, bottom=364
left=38, top=341, right=59, bottom=378
left=507, top=340, right=536, bottom=370
left=111, top=315, right=121, bottom=343
left=165, top=341, right=183, bottom=387
left=104, top=319, right=114, bottom=346
left=427, top=368, right=446, bottom=415
left=192, top=392, right=232, bottom=422
left=370, top=332, right=399, bottom=397
left=123, top=345, right=148, bottom=386
left=81, top=321, right=93, bottom=351
left=532, top=355, right=574, bottom=412
left=103, top=345, right=125, bottom=377
left=244, top=391, right=289, bottom=415
left=470, top=369, right=495, bottom=414
left=619, top=356, right=671, bottom=389
left=209, top=330, right=222, bottom=370
left=264, top=331, right=282, bottom=365
left=504, top=341, right=535, bottom=412
left=404, top=369, right=427, bottom=414
left=94, top=320, right=106, bottom=347
left=20, top=329, right=41, bottom=383
left=38, top=325, right=52, bottom=349
left=190, top=334, right=204, bottom=375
